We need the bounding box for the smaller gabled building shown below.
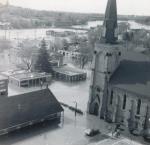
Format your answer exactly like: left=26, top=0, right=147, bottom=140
left=0, top=88, right=63, bottom=135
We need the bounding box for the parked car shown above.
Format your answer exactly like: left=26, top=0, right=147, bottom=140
left=84, top=129, right=100, bottom=137
left=132, top=130, right=141, bottom=136
left=143, top=129, right=150, bottom=141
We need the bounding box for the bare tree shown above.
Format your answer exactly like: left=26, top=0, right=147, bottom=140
left=17, top=40, right=39, bottom=71
left=78, top=42, right=93, bottom=69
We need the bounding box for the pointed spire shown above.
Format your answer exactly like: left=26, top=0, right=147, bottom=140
left=101, top=0, right=118, bottom=44
left=6, top=0, right=9, bottom=6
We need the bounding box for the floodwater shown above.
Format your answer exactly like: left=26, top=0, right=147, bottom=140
left=1, top=20, right=150, bottom=40
left=0, top=28, right=86, bottom=40
left=50, top=70, right=91, bottom=112
left=72, top=20, right=150, bottom=30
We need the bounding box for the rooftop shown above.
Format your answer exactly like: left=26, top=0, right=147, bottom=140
left=0, top=75, right=8, bottom=81
left=110, top=51, right=150, bottom=99
left=53, top=66, right=86, bottom=76
left=0, top=88, right=63, bottom=131
left=10, top=72, right=51, bottom=81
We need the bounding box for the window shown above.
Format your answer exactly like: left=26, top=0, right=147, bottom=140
left=122, top=94, right=127, bottom=110
left=97, top=87, right=101, bottom=93
left=0, top=91, right=6, bottom=96
left=137, top=99, right=141, bottom=115
left=118, top=52, right=121, bottom=56
left=96, top=94, right=100, bottom=103
left=110, top=91, right=113, bottom=105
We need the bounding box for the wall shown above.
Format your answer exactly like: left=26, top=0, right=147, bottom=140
left=87, top=43, right=121, bottom=117
left=107, top=86, right=150, bottom=132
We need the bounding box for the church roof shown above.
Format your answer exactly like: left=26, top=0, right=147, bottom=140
left=0, top=88, right=63, bottom=131
left=110, top=51, right=150, bottom=99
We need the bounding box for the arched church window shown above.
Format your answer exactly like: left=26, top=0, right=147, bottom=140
left=106, top=52, right=112, bottom=57
left=122, top=94, right=127, bottom=110
left=118, top=52, right=121, bottom=56
left=137, top=99, right=141, bottom=115
left=94, top=50, right=97, bottom=54
left=96, top=87, right=101, bottom=92
left=96, top=94, right=100, bottom=103
left=93, top=103, right=99, bottom=116
left=110, top=90, right=113, bottom=105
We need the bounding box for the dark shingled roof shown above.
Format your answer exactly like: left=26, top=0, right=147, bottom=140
left=110, top=51, right=150, bottom=99
left=0, top=89, right=63, bottom=131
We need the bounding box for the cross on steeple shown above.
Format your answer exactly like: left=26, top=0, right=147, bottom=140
left=101, top=0, right=118, bottom=44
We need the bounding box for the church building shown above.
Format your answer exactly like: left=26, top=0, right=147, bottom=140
left=87, top=0, right=150, bottom=134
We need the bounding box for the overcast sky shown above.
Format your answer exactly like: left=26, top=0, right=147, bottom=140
left=1, top=0, right=150, bottom=16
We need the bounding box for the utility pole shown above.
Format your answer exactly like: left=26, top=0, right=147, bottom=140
left=73, top=101, right=77, bottom=126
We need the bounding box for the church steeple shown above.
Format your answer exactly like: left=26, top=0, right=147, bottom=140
left=6, top=0, right=9, bottom=6
left=101, top=0, right=118, bottom=44
left=5, top=0, right=9, bottom=7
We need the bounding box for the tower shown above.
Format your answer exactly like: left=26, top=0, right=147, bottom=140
left=101, top=0, right=118, bottom=44
left=87, top=0, right=121, bottom=118
left=6, top=0, right=9, bottom=6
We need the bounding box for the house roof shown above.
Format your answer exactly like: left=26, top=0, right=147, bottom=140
left=0, top=75, right=8, bottom=81
left=110, top=51, right=150, bottom=99
left=0, top=89, right=63, bottom=131
left=10, top=72, right=51, bottom=81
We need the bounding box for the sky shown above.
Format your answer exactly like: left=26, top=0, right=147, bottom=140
left=0, top=0, right=150, bottom=16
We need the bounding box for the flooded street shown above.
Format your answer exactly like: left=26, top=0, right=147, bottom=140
left=50, top=75, right=91, bottom=112
left=0, top=28, right=86, bottom=40
left=49, top=60, right=91, bottom=112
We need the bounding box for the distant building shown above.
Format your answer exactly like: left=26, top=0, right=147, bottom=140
left=87, top=0, right=150, bottom=135
left=53, top=66, right=87, bottom=82
left=0, top=88, right=63, bottom=135
left=58, top=50, right=81, bottom=60
left=9, top=72, right=52, bottom=87
left=46, top=30, right=75, bottom=37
